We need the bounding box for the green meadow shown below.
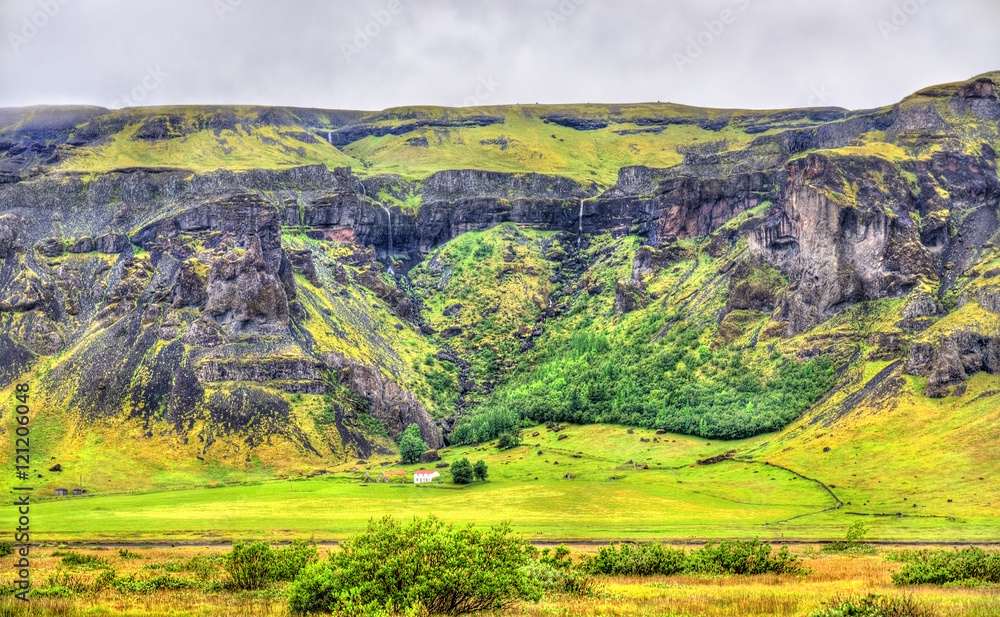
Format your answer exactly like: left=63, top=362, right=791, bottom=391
left=27, top=417, right=1000, bottom=544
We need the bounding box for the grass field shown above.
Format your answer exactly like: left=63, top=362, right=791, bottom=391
left=21, top=408, right=1000, bottom=543
left=1, top=546, right=998, bottom=617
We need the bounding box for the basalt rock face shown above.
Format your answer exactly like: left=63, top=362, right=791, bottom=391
left=0, top=171, right=447, bottom=463
left=748, top=154, right=937, bottom=334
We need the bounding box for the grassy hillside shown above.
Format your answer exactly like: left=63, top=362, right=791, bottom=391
left=53, top=102, right=828, bottom=185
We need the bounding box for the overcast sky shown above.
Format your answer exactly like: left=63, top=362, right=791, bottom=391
left=1, top=0, right=998, bottom=112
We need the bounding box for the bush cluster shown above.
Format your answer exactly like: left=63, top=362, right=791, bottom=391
left=582, top=539, right=805, bottom=576
left=224, top=540, right=318, bottom=590
left=287, top=516, right=540, bottom=616
left=809, top=592, right=936, bottom=617
left=890, top=547, right=1000, bottom=586
left=497, top=430, right=521, bottom=450
left=450, top=458, right=488, bottom=484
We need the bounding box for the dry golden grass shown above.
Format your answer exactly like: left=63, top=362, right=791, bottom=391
left=0, top=546, right=998, bottom=616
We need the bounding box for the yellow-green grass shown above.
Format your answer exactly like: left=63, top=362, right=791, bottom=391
left=23, top=424, right=834, bottom=543
left=341, top=110, right=758, bottom=186
left=61, top=122, right=356, bottom=174
left=57, top=104, right=774, bottom=185
left=19, top=360, right=1000, bottom=545
left=510, top=553, right=1000, bottom=617
left=1, top=547, right=998, bottom=617
left=754, top=366, right=1000, bottom=543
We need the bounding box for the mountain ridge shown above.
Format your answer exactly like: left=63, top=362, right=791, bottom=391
left=1, top=71, right=999, bottom=501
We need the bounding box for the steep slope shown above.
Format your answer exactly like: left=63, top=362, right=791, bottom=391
left=1, top=72, right=999, bottom=500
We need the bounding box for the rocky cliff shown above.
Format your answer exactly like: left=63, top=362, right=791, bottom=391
left=2, top=72, right=999, bottom=484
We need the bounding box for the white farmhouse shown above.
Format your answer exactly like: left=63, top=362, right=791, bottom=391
left=413, top=470, right=440, bottom=484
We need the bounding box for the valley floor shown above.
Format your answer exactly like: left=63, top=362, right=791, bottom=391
left=23, top=420, right=1000, bottom=544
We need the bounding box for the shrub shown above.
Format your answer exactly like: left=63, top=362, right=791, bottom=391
left=0, top=543, right=12, bottom=558
left=91, top=568, right=117, bottom=593
left=809, top=592, right=936, bottom=617
left=583, top=543, right=686, bottom=576
left=473, top=460, right=489, bottom=482
left=58, top=551, right=106, bottom=569
left=582, top=539, right=804, bottom=576
left=117, top=548, right=142, bottom=559
left=528, top=545, right=595, bottom=595
left=358, top=413, right=389, bottom=438
left=272, top=540, right=319, bottom=581
left=891, top=547, right=1000, bottom=586
left=497, top=431, right=521, bottom=450
left=185, top=555, right=223, bottom=582
left=29, top=586, right=75, bottom=598
left=112, top=574, right=196, bottom=594
left=222, top=539, right=318, bottom=590
left=686, top=539, right=804, bottom=575
left=224, top=542, right=274, bottom=590
left=287, top=516, right=541, bottom=615
left=398, top=424, right=428, bottom=465
left=451, top=458, right=474, bottom=484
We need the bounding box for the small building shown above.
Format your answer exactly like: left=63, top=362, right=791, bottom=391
left=378, top=471, right=407, bottom=483
left=413, top=470, right=440, bottom=484
left=55, top=488, right=68, bottom=496
left=72, top=488, right=84, bottom=496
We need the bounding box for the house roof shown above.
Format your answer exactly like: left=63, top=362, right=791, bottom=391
left=414, top=470, right=439, bottom=476
left=382, top=470, right=407, bottom=477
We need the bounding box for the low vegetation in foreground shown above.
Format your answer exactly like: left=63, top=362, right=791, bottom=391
left=2, top=520, right=1000, bottom=616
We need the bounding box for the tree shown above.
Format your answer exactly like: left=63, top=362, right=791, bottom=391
left=846, top=521, right=868, bottom=545
left=473, top=459, right=489, bottom=482
left=397, top=424, right=427, bottom=465
left=497, top=430, right=521, bottom=450
left=451, top=458, right=473, bottom=484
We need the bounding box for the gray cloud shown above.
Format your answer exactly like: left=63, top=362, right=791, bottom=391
left=1, top=0, right=997, bottom=111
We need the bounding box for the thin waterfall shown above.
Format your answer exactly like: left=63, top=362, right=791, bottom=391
left=577, top=198, right=584, bottom=245
left=382, top=204, right=394, bottom=275
left=382, top=205, right=393, bottom=254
